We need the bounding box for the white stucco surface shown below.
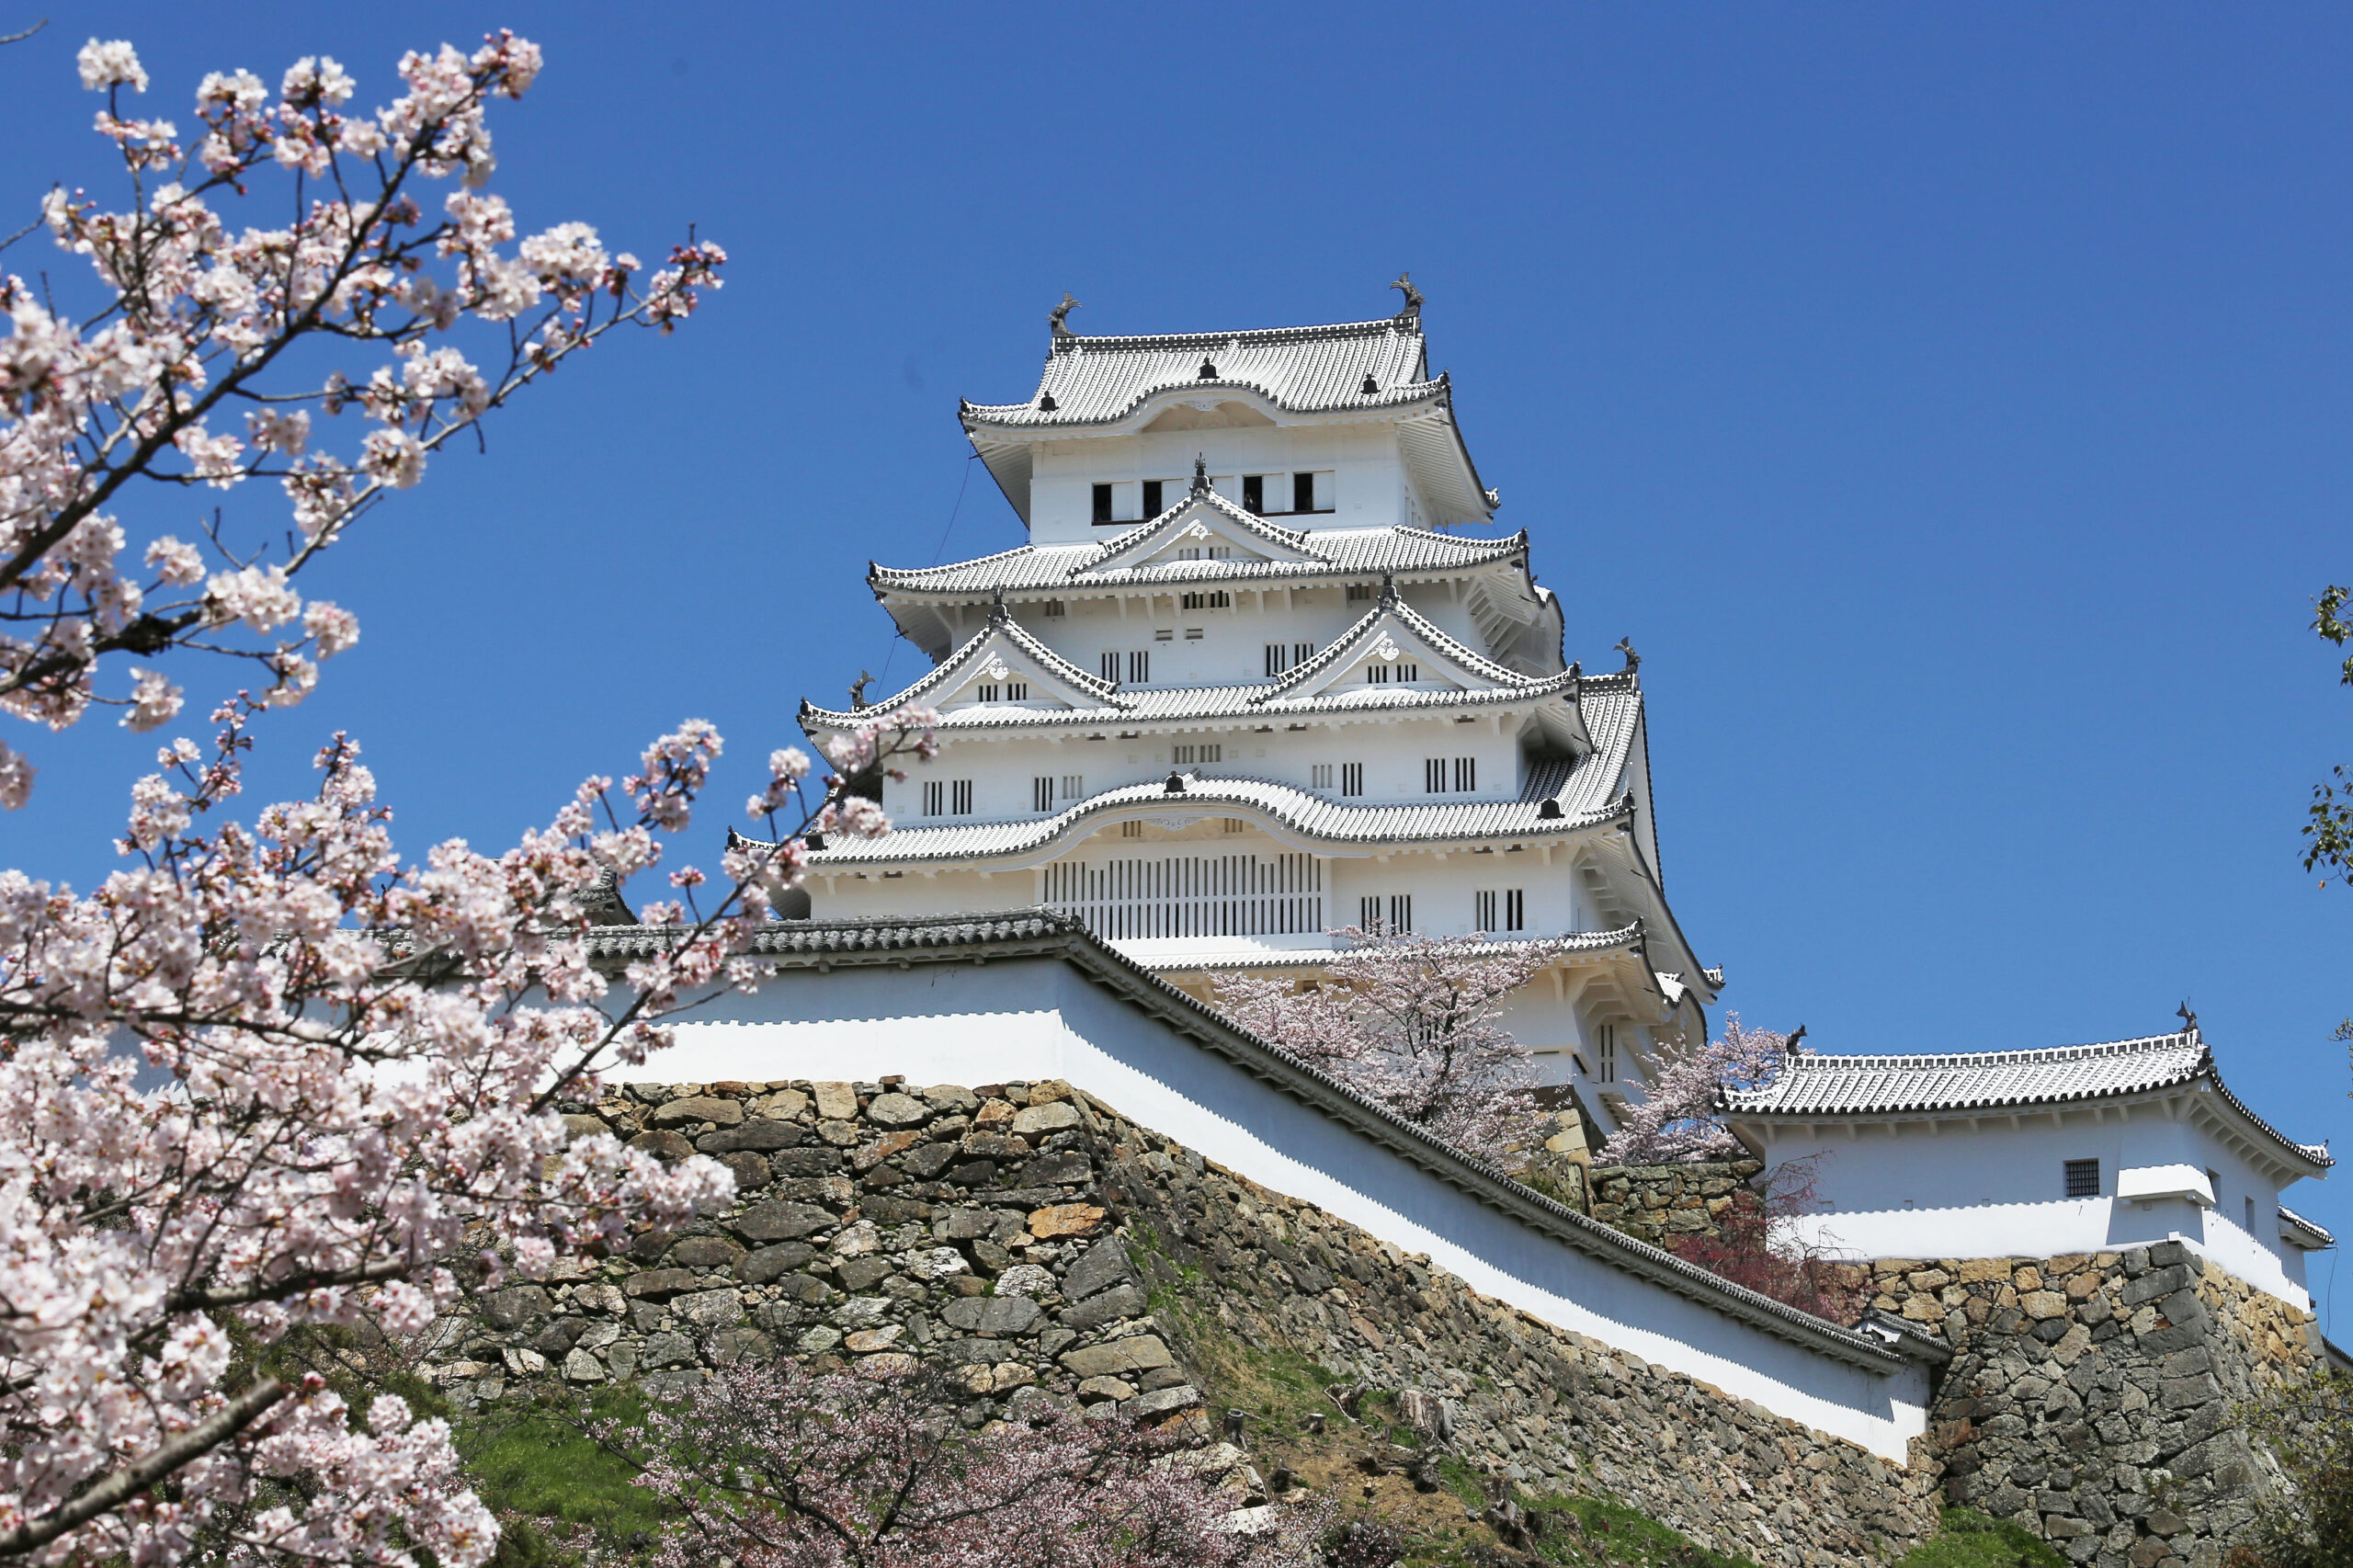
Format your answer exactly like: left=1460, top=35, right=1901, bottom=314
left=635, top=957, right=1932, bottom=1460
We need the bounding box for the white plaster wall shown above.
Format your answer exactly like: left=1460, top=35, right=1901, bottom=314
left=1755, top=1113, right=2314, bottom=1309
left=1029, top=426, right=1400, bottom=542
left=632, top=957, right=1931, bottom=1460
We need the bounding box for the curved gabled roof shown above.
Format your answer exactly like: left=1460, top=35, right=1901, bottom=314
left=794, top=766, right=1633, bottom=869
left=1261, top=581, right=1569, bottom=703
left=961, top=317, right=1440, bottom=430
left=869, top=522, right=1529, bottom=599
left=1722, top=1030, right=2332, bottom=1174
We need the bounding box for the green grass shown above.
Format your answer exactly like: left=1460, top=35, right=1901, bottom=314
left=455, top=1385, right=668, bottom=1565
left=1892, top=1508, right=2069, bottom=1568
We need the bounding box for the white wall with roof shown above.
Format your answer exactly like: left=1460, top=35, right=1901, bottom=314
left=626, top=951, right=1934, bottom=1461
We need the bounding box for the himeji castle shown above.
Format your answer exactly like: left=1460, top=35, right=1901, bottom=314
left=788, top=288, right=1718, bottom=1131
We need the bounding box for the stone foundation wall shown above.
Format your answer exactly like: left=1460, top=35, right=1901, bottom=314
left=1586, top=1160, right=1762, bottom=1246
left=1869, top=1245, right=2319, bottom=1568
left=423, top=1078, right=1938, bottom=1566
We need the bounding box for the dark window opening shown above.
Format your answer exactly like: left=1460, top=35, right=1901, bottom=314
left=1091, top=483, right=1113, bottom=524
left=1242, top=474, right=1265, bottom=514
left=2063, top=1159, right=2100, bottom=1198
left=1293, top=472, right=1316, bottom=514
left=1142, top=480, right=1164, bottom=516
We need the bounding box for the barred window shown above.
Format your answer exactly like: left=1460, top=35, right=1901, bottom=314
left=1340, top=763, right=1363, bottom=796
left=950, top=779, right=972, bottom=815
left=1032, top=777, right=1054, bottom=812
left=2063, top=1159, right=2100, bottom=1198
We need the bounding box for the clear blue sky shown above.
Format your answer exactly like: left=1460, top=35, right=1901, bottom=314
left=5, top=6, right=2348, bottom=1321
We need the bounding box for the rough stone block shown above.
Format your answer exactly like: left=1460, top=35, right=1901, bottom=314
left=813, top=1082, right=859, bottom=1119
left=866, top=1092, right=930, bottom=1129
left=478, top=1285, right=553, bottom=1327
left=733, top=1201, right=834, bottom=1243
left=1058, top=1282, right=1147, bottom=1332
left=1013, top=1102, right=1083, bottom=1136
left=628, top=1129, right=695, bottom=1163
left=1059, top=1335, right=1173, bottom=1379
left=1029, top=1202, right=1106, bottom=1238
left=676, top=1289, right=745, bottom=1327
left=650, top=1096, right=744, bottom=1129
left=1131, top=1384, right=1201, bottom=1417
left=736, top=1242, right=814, bottom=1283
left=941, top=1295, right=1043, bottom=1335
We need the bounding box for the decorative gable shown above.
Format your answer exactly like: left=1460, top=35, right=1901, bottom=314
left=1258, top=585, right=1524, bottom=707
left=1075, top=478, right=1329, bottom=580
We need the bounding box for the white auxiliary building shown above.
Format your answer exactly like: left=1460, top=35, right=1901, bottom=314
left=1723, top=1024, right=2334, bottom=1309
left=789, top=290, right=1715, bottom=1131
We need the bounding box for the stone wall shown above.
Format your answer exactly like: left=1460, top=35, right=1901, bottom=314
left=423, top=1078, right=1939, bottom=1566
left=1586, top=1160, right=1762, bottom=1246
left=1868, top=1244, right=2320, bottom=1568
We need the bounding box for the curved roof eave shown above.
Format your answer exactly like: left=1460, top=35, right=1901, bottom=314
left=962, top=378, right=1451, bottom=437
left=792, top=778, right=1639, bottom=872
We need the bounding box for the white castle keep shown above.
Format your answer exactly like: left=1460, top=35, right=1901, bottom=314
left=790, top=290, right=1712, bottom=1135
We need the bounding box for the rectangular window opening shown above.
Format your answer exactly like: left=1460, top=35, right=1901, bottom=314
left=1128, top=651, right=1149, bottom=684
left=1042, top=599, right=1065, bottom=618
left=1347, top=584, right=1375, bottom=602
left=1091, top=483, right=1114, bottom=524
left=950, top=779, right=972, bottom=815
left=2063, top=1159, right=2100, bottom=1199
left=1184, top=627, right=1204, bottom=641
left=1505, top=889, right=1524, bottom=931
left=1293, top=472, right=1316, bottom=514
left=1222, top=817, right=1245, bottom=834
left=1312, top=763, right=1333, bottom=788
left=1032, top=777, right=1054, bottom=812
left=1242, top=474, right=1265, bottom=514
left=1340, top=762, right=1363, bottom=796
left=1475, top=890, right=1497, bottom=931
left=1455, top=756, right=1476, bottom=792
left=1060, top=774, right=1083, bottom=799
left=1100, top=652, right=1120, bottom=683
left=1120, top=820, right=1142, bottom=838
left=1142, top=480, right=1165, bottom=516
left=1597, top=1023, right=1617, bottom=1084
left=1425, top=757, right=1447, bottom=793
left=922, top=779, right=944, bottom=817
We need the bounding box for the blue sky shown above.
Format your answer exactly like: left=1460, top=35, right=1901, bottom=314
left=4, top=6, right=2348, bottom=1320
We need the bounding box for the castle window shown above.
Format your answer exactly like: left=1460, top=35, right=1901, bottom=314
left=1347, top=584, right=1375, bottom=602
left=974, top=681, right=1028, bottom=703
left=922, top=778, right=972, bottom=817
left=1597, top=1023, right=1617, bottom=1083
left=1172, top=744, right=1222, bottom=765
left=1368, top=663, right=1420, bottom=686
left=1092, top=483, right=1113, bottom=524
left=1120, top=821, right=1143, bottom=838
left=1426, top=756, right=1473, bottom=792
left=1455, top=756, right=1476, bottom=791
left=1042, top=598, right=1065, bottom=617
left=1154, top=629, right=1174, bottom=642
left=1312, top=764, right=1333, bottom=788
left=2063, top=1159, right=2100, bottom=1198
left=1061, top=774, right=1083, bottom=799
left=1184, top=628, right=1203, bottom=641
left=2245, top=1195, right=2256, bottom=1231
left=1142, top=480, right=1165, bottom=515
left=1474, top=889, right=1526, bottom=933
left=1243, top=474, right=1266, bottom=514
left=1293, top=472, right=1316, bottom=514
left=1266, top=642, right=1318, bottom=677
left=1211, top=546, right=1231, bottom=559
left=977, top=684, right=996, bottom=703
left=1032, top=777, right=1054, bottom=812
left=1340, top=763, right=1363, bottom=796
left=1102, top=651, right=1148, bottom=684
left=1176, top=547, right=1201, bottom=562
left=1222, top=818, right=1245, bottom=833
left=1358, top=894, right=1412, bottom=934
left=1180, top=590, right=1231, bottom=611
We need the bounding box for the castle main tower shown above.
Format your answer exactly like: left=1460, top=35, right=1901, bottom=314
left=790, top=290, right=1717, bottom=1131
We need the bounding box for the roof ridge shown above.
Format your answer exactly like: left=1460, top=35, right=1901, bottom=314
left=1778, top=1032, right=2195, bottom=1070
left=1047, top=317, right=1416, bottom=352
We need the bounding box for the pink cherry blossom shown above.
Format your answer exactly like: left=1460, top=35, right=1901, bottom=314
left=1595, top=1013, right=1790, bottom=1165
left=1212, top=927, right=1558, bottom=1155
left=0, top=29, right=724, bottom=801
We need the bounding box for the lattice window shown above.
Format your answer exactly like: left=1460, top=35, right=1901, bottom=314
left=1032, top=777, right=1054, bottom=812
left=1043, top=853, right=1324, bottom=941
left=1341, top=763, right=1363, bottom=796
left=2063, top=1159, right=2100, bottom=1198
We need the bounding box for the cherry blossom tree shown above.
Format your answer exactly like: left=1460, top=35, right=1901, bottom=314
left=1594, top=1013, right=1789, bottom=1165
left=0, top=30, right=723, bottom=803
left=605, top=1358, right=1334, bottom=1568
left=1210, top=928, right=1559, bottom=1154
left=1661, top=1157, right=1865, bottom=1325
left=0, top=29, right=945, bottom=1568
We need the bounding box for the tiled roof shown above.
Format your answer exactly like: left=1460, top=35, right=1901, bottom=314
left=2279, top=1204, right=2335, bottom=1249
left=870, top=522, right=1528, bottom=598
left=1723, top=1031, right=2332, bottom=1171
left=961, top=318, right=1440, bottom=429
left=801, top=600, right=1610, bottom=734
left=1138, top=920, right=1649, bottom=972
left=795, top=757, right=1631, bottom=869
